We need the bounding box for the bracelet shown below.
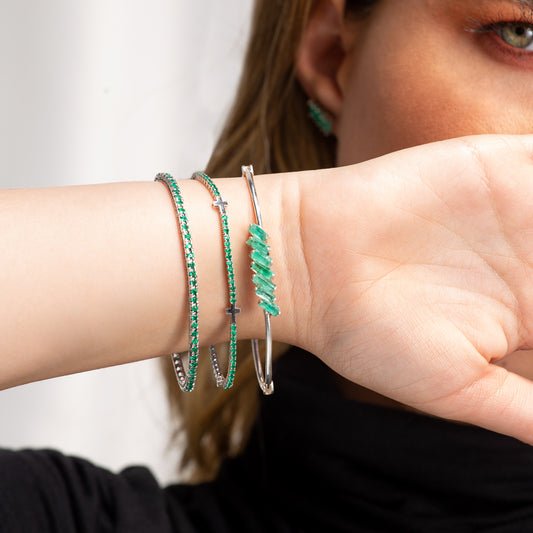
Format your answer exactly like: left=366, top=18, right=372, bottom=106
left=155, top=173, right=199, bottom=392
left=192, top=171, right=239, bottom=389
left=242, top=165, right=280, bottom=395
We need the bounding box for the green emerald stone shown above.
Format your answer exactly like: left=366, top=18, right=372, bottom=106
left=250, top=250, right=272, bottom=268
left=259, top=299, right=280, bottom=317
left=246, top=236, right=270, bottom=256
left=255, top=286, right=275, bottom=304
left=249, top=223, right=268, bottom=241
left=251, top=262, right=273, bottom=280
left=253, top=273, right=276, bottom=293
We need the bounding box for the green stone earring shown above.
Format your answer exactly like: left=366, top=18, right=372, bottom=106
left=307, top=99, right=333, bottom=137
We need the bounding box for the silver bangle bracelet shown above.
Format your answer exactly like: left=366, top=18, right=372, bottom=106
left=242, top=164, right=280, bottom=395
left=192, top=171, right=239, bottom=389
left=155, top=172, right=199, bottom=392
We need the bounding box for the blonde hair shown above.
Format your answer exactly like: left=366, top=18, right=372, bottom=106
left=162, top=0, right=338, bottom=483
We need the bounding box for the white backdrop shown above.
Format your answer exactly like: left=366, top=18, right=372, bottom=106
left=0, top=0, right=253, bottom=485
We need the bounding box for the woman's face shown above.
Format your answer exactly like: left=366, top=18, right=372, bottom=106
left=336, top=0, right=533, bottom=166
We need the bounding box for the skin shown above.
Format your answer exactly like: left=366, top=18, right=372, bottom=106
left=297, top=0, right=533, bottom=411
left=5, top=1, right=533, bottom=444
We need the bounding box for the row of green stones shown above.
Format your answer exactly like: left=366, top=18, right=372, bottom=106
left=192, top=172, right=238, bottom=389
left=155, top=173, right=199, bottom=392
left=247, top=224, right=280, bottom=317
left=307, top=99, right=333, bottom=136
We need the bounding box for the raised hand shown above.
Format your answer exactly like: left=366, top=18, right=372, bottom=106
left=294, top=134, right=533, bottom=444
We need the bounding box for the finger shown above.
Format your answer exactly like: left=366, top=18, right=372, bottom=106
left=426, top=364, right=533, bottom=446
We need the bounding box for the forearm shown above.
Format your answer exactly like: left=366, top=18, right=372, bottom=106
left=0, top=173, right=302, bottom=390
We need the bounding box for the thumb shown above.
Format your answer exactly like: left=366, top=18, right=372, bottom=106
left=425, top=363, right=533, bottom=446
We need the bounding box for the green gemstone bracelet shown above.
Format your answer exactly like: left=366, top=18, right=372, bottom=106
left=155, top=173, right=199, bottom=392
left=242, top=164, right=279, bottom=395
left=192, top=171, right=239, bottom=389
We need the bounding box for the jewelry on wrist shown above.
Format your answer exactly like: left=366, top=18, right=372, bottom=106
left=242, top=164, right=279, bottom=395
left=155, top=172, right=199, bottom=392
left=192, top=171, right=239, bottom=389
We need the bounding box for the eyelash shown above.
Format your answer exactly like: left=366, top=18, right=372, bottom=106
left=464, top=9, right=533, bottom=49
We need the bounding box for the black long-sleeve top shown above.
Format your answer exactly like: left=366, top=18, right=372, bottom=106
left=2, top=346, right=533, bottom=532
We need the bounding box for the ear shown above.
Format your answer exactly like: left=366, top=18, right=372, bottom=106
left=295, top=0, right=346, bottom=125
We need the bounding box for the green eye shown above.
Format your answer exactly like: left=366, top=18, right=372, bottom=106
left=500, top=24, right=533, bottom=49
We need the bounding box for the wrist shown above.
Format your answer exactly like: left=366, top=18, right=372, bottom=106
left=173, top=171, right=295, bottom=350
left=252, top=170, right=302, bottom=347
left=173, top=168, right=307, bottom=353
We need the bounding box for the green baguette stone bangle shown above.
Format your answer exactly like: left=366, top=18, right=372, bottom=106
left=242, top=164, right=279, bottom=395
left=192, top=171, right=239, bottom=389
left=155, top=172, right=199, bottom=392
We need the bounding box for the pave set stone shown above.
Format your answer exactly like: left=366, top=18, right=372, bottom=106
left=154, top=172, right=199, bottom=392
left=192, top=171, right=239, bottom=389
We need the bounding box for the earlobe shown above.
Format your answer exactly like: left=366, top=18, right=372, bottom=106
left=295, top=0, right=346, bottom=122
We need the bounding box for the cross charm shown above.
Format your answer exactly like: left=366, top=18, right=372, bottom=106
left=213, top=196, right=228, bottom=216
left=225, top=303, right=241, bottom=324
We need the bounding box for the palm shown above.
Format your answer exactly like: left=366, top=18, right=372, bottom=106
left=299, top=135, right=533, bottom=444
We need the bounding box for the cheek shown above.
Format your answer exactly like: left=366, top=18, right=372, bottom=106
left=336, top=30, right=533, bottom=166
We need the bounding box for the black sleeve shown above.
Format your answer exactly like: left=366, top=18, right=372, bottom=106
left=0, top=448, right=175, bottom=533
